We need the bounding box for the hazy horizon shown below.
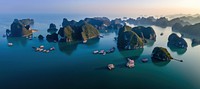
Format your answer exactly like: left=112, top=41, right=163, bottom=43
left=0, top=0, right=200, bottom=17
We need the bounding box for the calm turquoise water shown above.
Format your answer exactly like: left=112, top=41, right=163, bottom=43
left=0, top=14, right=200, bottom=89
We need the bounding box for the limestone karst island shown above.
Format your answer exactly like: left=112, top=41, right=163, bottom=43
left=1, top=0, right=200, bottom=89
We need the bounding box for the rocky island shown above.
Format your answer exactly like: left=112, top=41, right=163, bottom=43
left=172, top=23, right=200, bottom=36
left=168, top=33, right=188, bottom=48
left=6, top=19, right=35, bottom=37
left=117, top=25, right=156, bottom=50
left=151, top=47, right=173, bottom=61
left=132, top=26, right=156, bottom=41
left=117, top=25, right=144, bottom=50
left=47, top=19, right=100, bottom=43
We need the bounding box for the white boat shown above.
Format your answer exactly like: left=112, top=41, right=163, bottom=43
left=126, top=58, right=135, bottom=68
left=99, top=50, right=105, bottom=54
left=8, top=43, right=13, bottom=46
left=83, top=40, right=87, bottom=43
left=46, top=50, right=50, bottom=53
left=108, top=64, right=115, bottom=70
left=43, top=50, right=47, bottom=52
left=50, top=47, right=55, bottom=51
left=93, top=50, right=99, bottom=54
left=40, top=45, right=44, bottom=49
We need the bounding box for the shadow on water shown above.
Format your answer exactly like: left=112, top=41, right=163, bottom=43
left=152, top=58, right=171, bottom=67
left=58, top=38, right=100, bottom=55
left=58, top=42, right=78, bottom=55
left=145, top=40, right=155, bottom=47
left=118, top=48, right=144, bottom=60
left=167, top=43, right=187, bottom=55
left=6, top=37, right=28, bottom=46
left=85, top=38, right=100, bottom=46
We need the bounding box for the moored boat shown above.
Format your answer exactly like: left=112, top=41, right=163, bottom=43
left=8, top=43, right=13, bottom=46
left=108, top=64, right=115, bottom=70
left=126, top=58, right=135, bottom=68
left=93, top=50, right=99, bottom=54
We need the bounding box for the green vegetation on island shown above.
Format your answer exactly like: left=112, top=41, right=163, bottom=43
left=151, top=47, right=173, bottom=61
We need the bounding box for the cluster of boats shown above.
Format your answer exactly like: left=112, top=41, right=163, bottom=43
left=108, top=58, right=135, bottom=70
left=93, top=47, right=115, bottom=55
left=108, top=58, right=149, bottom=70
left=126, top=58, right=135, bottom=68
left=32, top=45, right=55, bottom=53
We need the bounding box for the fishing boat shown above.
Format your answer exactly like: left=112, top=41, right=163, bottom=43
left=99, top=50, right=105, bottom=54
left=40, top=45, right=44, bottom=49
left=108, top=64, right=115, bottom=70
left=50, top=47, right=55, bottom=51
left=126, top=58, right=135, bottom=68
left=8, top=43, right=13, bottom=46
left=93, top=50, right=99, bottom=54
left=83, top=40, right=87, bottom=43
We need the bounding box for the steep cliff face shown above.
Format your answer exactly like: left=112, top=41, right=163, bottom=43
left=10, top=19, right=33, bottom=37
left=81, top=23, right=100, bottom=41
left=58, top=20, right=100, bottom=42
left=117, top=26, right=144, bottom=50
left=47, top=23, right=58, bottom=34
left=84, top=17, right=111, bottom=30
left=168, top=33, right=188, bottom=48
left=58, top=26, right=74, bottom=42
left=152, top=47, right=173, bottom=61
left=132, top=26, right=156, bottom=40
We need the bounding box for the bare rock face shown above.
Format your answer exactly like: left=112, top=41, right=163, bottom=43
left=132, top=26, right=156, bottom=41
left=117, top=26, right=144, bottom=50
left=10, top=19, right=33, bottom=37
left=58, top=20, right=100, bottom=42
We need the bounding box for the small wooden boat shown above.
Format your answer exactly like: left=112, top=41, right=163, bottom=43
left=108, top=64, right=115, bottom=70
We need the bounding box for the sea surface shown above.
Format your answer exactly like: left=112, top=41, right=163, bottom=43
left=0, top=14, right=200, bottom=89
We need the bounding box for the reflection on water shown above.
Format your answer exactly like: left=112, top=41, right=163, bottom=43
left=152, top=58, right=171, bottom=67
left=85, top=38, right=100, bottom=46
left=58, top=42, right=78, bottom=55
left=58, top=38, right=100, bottom=55
left=145, top=40, right=155, bottom=47
left=167, top=44, right=187, bottom=55
left=6, top=37, right=28, bottom=46
left=118, top=48, right=144, bottom=60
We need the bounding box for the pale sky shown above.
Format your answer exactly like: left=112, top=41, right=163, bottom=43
left=0, top=0, right=200, bottom=17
